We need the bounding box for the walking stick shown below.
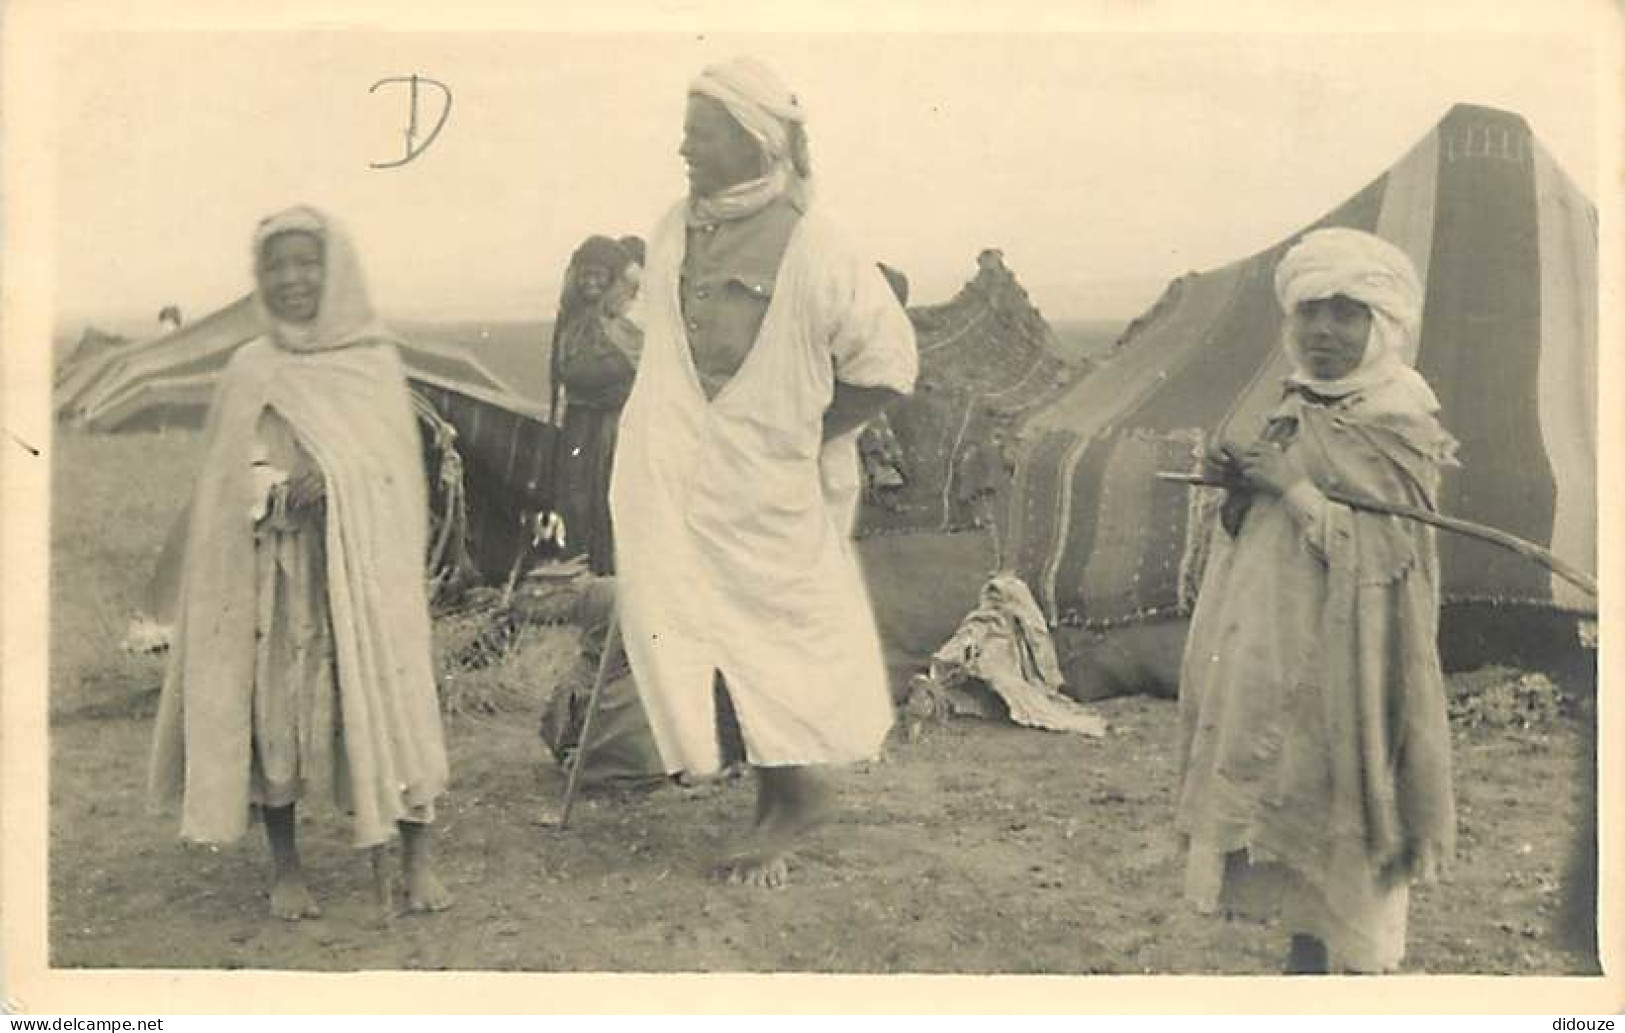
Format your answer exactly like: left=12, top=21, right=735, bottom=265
left=556, top=603, right=622, bottom=831
left=1155, top=471, right=1598, bottom=599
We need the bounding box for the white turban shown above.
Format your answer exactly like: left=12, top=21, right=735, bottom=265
left=689, top=56, right=806, bottom=168
left=1273, top=227, right=1432, bottom=403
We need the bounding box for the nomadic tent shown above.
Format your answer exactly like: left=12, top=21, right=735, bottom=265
left=55, top=326, right=131, bottom=403
left=856, top=249, right=1079, bottom=537
left=858, top=103, right=1597, bottom=682
left=56, top=294, right=525, bottom=433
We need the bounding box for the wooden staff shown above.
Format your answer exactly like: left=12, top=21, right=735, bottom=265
left=1155, top=471, right=1598, bottom=599
left=556, top=604, right=622, bottom=831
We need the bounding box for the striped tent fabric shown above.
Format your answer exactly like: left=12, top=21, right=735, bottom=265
left=1005, top=428, right=1211, bottom=628
left=57, top=294, right=521, bottom=434
left=54, top=326, right=132, bottom=403
left=999, top=103, right=1597, bottom=627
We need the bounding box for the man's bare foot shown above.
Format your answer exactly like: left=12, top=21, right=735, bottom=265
left=269, top=872, right=322, bottom=921
left=722, top=850, right=791, bottom=889
left=716, top=766, right=831, bottom=889
left=405, top=865, right=453, bottom=912
left=399, top=821, right=453, bottom=913
left=264, top=804, right=320, bottom=920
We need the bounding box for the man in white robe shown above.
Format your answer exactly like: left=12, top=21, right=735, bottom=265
left=610, top=56, right=918, bottom=887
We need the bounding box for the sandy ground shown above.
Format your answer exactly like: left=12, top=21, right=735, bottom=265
left=45, top=431, right=1600, bottom=974
left=48, top=693, right=1597, bottom=974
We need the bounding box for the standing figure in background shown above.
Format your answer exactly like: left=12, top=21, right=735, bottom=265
left=1175, top=227, right=1457, bottom=974
left=611, top=56, right=918, bottom=888
left=148, top=205, right=452, bottom=920
left=549, top=235, right=642, bottom=574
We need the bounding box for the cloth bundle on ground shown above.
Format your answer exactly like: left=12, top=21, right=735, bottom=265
left=920, top=575, right=1108, bottom=736
left=538, top=577, right=667, bottom=787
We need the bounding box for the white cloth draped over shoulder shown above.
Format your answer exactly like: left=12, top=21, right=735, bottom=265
left=610, top=202, right=918, bottom=775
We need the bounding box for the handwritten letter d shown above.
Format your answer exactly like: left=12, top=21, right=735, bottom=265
left=369, top=75, right=453, bottom=169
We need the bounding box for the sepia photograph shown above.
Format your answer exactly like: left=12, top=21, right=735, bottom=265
left=2, top=0, right=1618, bottom=1014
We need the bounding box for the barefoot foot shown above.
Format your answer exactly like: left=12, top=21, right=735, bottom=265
left=398, top=821, right=453, bottom=913
left=269, top=874, right=322, bottom=921
left=264, top=804, right=319, bottom=920
left=405, top=865, right=453, bottom=912
left=718, top=851, right=792, bottom=889
left=715, top=766, right=832, bottom=890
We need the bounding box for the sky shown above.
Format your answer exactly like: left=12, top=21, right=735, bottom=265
left=51, top=23, right=1602, bottom=329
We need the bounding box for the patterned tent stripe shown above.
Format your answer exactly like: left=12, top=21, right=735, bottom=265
left=1008, top=430, right=1077, bottom=594
left=1417, top=106, right=1554, bottom=604
left=982, top=352, right=1049, bottom=401
left=1532, top=143, right=1599, bottom=611
left=1375, top=128, right=1443, bottom=335
left=1004, top=429, right=1058, bottom=575
left=1076, top=433, right=1161, bottom=621
left=1040, top=434, right=1110, bottom=622
left=1015, top=430, right=1203, bottom=627
left=937, top=395, right=979, bottom=530
left=918, top=306, right=992, bottom=355
left=997, top=425, right=1041, bottom=562
left=1125, top=258, right=1280, bottom=433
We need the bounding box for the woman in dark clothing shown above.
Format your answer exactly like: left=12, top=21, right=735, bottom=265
left=549, top=235, right=640, bottom=574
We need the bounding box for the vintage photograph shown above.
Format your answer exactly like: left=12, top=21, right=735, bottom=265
left=5, top=0, right=1613, bottom=1006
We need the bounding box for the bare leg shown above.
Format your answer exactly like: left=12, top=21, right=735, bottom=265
left=1285, top=933, right=1330, bottom=975
left=721, top=765, right=832, bottom=889
left=263, top=805, right=321, bottom=920
left=399, top=821, right=453, bottom=913
left=369, top=845, right=396, bottom=925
